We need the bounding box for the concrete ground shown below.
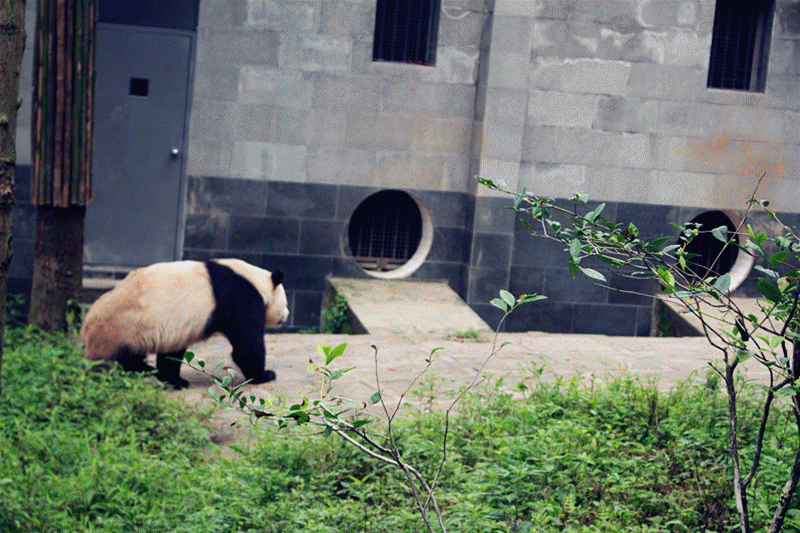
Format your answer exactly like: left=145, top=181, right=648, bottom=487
left=172, top=331, right=770, bottom=451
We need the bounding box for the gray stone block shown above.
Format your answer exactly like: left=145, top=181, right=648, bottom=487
left=279, top=34, right=353, bottom=74
left=343, top=113, right=412, bottom=152
left=528, top=90, right=599, bottom=128
left=536, top=0, right=570, bottom=20
left=230, top=141, right=307, bottom=181
left=638, top=0, right=698, bottom=28
left=185, top=176, right=269, bottom=215
left=312, top=75, right=383, bottom=112
left=592, top=95, right=659, bottom=134
left=627, top=63, right=705, bottom=101
left=766, top=74, right=800, bottom=111
left=411, top=116, right=474, bottom=155
left=238, top=67, right=313, bottom=108
left=485, top=87, right=528, bottom=126
left=422, top=46, right=481, bottom=85
left=245, top=0, right=315, bottom=32
left=382, top=82, right=476, bottom=117
left=374, top=151, right=451, bottom=190
left=532, top=19, right=600, bottom=61
left=234, top=104, right=277, bottom=143
left=479, top=122, right=524, bottom=162
left=769, top=38, right=800, bottom=75
left=199, top=0, right=247, bottom=27
left=320, top=1, right=375, bottom=40
left=491, top=14, right=533, bottom=55
left=307, top=147, right=374, bottom=185
left=198, top=27, right=280, bottom=68
left=776, top=2, right=800, bottom=38
left=311, top=109, right=347, bottom=147
left=269, top=106, right=316, bottom=146
left=438, top=9, right=484, bottom=48
left=519, top=163, right=587, bottom=199
left=194, top=62, right=240, bottom=102
left=266, top=182, right=338, bottom=219
left=569, top=0, right=637, bottom=29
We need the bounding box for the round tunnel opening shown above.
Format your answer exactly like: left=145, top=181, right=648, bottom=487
left=347, top=190, right=432, bottom=278
left=680, top=210, right=739, bottom=282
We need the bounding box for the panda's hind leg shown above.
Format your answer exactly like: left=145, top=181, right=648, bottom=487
left=156, top=351, right=190, bottom=390
left=114, top=346, right=154, bottom=373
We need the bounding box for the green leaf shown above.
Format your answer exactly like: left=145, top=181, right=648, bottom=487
left=757, top=278, right=782, bottom=303
left=519, top=294, right=547, bottom=304
left=326, top=343, right=347, bottom=366
left=569, top=239, right=581, bottom=259
left=490, top=298, right=508, bottom=312
left=324, top=425, right=333, bottom=438
left=755, top=265, right=778, bottom=279
left=769, top=251, right=790, bottom=269
left=770, top=335, right=786, bottom=349
left=711, top=225, right=729, bottom=243
left=329, top=366, right=356, bottom=380
left=368, top=391, right=382, bottom=405
left=569, top=258, right=580, bottom=278
left=657, top=266, right=675, bottom=293
left=713, top=272, right=731, bottom=294
left=476, top=176, right=496, bottom=188
left=579, top=267, right=606, bottom=282
left=184, top=351, right=194, bottom=364
left=500, top=289, right=515, bottom=308
left=585, top=203, right=606, bottom=223
left=351, top=419, right=371, bottom=429
left=736, top=350, right=753, bottom=363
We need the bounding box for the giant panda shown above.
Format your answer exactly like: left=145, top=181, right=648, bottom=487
left=81, top=258, right=289, bottom=389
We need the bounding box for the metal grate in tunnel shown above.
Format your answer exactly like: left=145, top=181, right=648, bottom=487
left=348, top=190, right=423, bottom=273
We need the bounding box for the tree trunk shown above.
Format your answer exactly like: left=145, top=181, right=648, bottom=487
left=28, top=205, right=84, bottom=331
left=0, top=0, right=27, bottom=394
left=28, top=0, right=94, bottom=331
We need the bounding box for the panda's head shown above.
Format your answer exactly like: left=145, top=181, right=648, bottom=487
left=266, top=270, right=289, bottom=327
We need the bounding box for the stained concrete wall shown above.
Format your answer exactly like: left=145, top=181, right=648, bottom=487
left=11, top=0, right=800, bottom=334
left=512, top=0, right=800, bottom=212
left=187, top=0, right=489, bottom=193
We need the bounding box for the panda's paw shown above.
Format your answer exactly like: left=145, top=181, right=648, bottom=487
left=171, top=377, right=191, bottom=390
left=250, top=369, right=276, bottom=384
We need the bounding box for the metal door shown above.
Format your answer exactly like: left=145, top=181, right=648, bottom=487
left=84, top=24, right=192, bottom=268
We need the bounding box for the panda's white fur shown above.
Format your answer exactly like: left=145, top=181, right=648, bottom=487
left=81, top=258, right=289, bottom=388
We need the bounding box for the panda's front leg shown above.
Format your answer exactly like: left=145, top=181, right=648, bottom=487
left=229, top=332, right=276, bottom=384
left=156, top=351, right=191, bottom=390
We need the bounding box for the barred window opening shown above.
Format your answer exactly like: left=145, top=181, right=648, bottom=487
left=373, top=0, right=441, bottom=65
left=707, top=0, right=775, bottom=92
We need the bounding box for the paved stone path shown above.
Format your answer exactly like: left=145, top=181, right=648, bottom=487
left=172, top=332, right=770, bottom=451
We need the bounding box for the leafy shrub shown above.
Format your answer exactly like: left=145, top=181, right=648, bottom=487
left=321, top=294, right=353, bottom=334
left=2, top=329, right=799, bottom=532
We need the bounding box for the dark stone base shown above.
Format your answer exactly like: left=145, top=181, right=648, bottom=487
left=10, top=170, right=794, bottom=337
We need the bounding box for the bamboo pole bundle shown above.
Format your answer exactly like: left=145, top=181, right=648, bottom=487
left=31, top=0, right=95, bottom=207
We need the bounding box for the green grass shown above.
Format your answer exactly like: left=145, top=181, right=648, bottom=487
left=1, top=329, right=800, bottom=532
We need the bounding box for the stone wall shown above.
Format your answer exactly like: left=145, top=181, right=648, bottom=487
left=515, top=0, right=800, bottom=212
left=187, top=0, right=489, bottom=192
left=11, top=0, right=800, bottom=335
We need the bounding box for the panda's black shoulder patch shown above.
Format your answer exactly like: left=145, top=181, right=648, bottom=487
left=204, top=261, right=266, bottom=339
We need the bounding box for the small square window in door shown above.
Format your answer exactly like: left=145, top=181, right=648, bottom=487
left=129, top=78, right=149, bottom=97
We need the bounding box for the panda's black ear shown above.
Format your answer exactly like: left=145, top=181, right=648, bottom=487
left=271, top=269, right=284, bottom=287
